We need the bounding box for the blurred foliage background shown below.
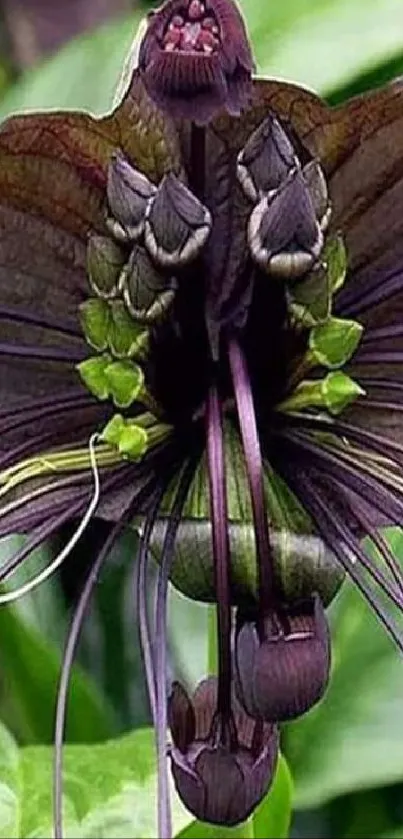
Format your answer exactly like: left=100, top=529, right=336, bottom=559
left=0, top=1, right=403, bottom=837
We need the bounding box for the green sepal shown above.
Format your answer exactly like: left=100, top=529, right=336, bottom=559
left=278, top=371, right=365, bottom=416
left=327, top=233, right=347, bottom=294
left=287, top=264, right=331, bottom=327
left=104, top=360, right=144, bottom=409
left=77, top=354, right=112, bottom=400
left=87, top=234, right=125, bottom=298
left=108, top=300, right=149, bottom=359
left=309, top=317, right=363, bottom=369
left=79, top=299, right=111, bottom=352
left=287, top=235, right=347, bottom=327
left=101, top=414, right=148, bottom=460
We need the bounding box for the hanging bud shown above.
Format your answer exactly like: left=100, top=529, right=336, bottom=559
left=237, top=115, right=298, bottom=203
left=138, top=0, right=254, bottom=124
left=234, top=594, right=331, bottom=723
left=168, top=677, right=279, bottom=826
left=119, top=244, right=177, bottom=324
left=106, top=152, right=157, bottom=243
left=144, top=173, right=212, bottom=268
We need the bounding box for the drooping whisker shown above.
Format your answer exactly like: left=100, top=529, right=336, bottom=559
left=0, top=501, right=86, bottom=584
left=0, top=305, right=82, bottom=338
left=154, top=458, right=198, bottom=839
left=277, top=431, right=403, bottom=604
left=281, top=429, right=403, bottom=525
left=278, top=461, right=403, bottom=653
left=54, top=493, right=144, bottom=839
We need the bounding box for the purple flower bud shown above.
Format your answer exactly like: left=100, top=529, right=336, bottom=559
left=138, top=0, right=254, bottom=124
left=235, top=594, right=331, bottom=722
left=168, top=677, right=279, bottom=826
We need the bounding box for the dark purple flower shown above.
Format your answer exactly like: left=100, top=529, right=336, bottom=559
left=138, top=0, right=254, bottom=123
left=168, top=677, right=279, bottom=825
left=1, top=3, right=403, bottom=837
left=235, top=595, right=331, bottom=722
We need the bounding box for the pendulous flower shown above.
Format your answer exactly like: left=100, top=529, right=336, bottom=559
left=1, top=0, right=403, bottom=836
left=168, top=677, right=279, bottom=825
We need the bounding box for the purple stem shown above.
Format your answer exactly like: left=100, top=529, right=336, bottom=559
left=206, top=384, right=232, bottom=718
left=228, top=338, right=273, bottom=619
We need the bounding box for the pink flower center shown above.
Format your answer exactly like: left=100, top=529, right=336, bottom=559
left=163, top=2, right=220, bottom=54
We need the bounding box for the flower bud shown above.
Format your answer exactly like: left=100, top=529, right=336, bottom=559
left=168, top=677, right=279, bottom=826
left=234, top=594, right=331, bottom=722
left=138, top=0, right=254, bottom=124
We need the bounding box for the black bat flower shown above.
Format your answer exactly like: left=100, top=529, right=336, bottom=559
left=1, top=0, right=403, bottom=835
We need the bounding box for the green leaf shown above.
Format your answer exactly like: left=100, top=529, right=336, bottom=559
left=253, top=754, right=293, bottom=839
left=0, top=13, right=144, bottom=118
left=0, top=725, right=192, bottom=838
left=0, top=537, right=114, bottom=745
left=309, top=318, right=363, bottom=369
left=79, top=299, right=111, bottom=352
left=284, top=562, right=403, bottom=809
left=240, top=0, right=403, bottom=96
left=77, top=354, right=112, bottom=400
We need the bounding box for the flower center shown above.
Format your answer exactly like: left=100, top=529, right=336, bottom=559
left=163, top=2, right=221, bottom=54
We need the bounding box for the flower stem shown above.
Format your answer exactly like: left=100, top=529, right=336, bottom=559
left=206, top=383, right=232, bottom=719
left=228, top=338, right=274, bottom=622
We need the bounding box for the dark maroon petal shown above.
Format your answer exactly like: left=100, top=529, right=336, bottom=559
left=235, top=596, right=331, bottom=722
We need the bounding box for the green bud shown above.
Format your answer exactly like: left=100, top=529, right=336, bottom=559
left=309, top=317, right=363, bottom=369
left=277, top=371, right=365, bottom=416
left=104, top=360, right=144, bottom=409
left=108, top=300, right=149, bottom=360
left=87, top=235, right=125, bottom=298
left=79, top=299, right=111, bottom=352
left=77, top=354, right=112, bottom=400
left=101, top=414, right=148, bottom=460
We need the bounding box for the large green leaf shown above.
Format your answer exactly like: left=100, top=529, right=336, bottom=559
left=0, top=536, right=114, bottom=744
left=0, top=724, right=191, bottom=838
left=0, top=12, right=143, bottom=118
left=284, top=547, right=403, bottom=809
left=241, top=0, right=403, bottom=95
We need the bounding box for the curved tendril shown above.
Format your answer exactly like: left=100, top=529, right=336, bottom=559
left=53, top=501, right=139, bottom=839
left=228, top=337, right=273, bottom=616
left=206, top=383, right=232, bottom=719
left=0, top=435, right=100, bottom=604
left=155, top=460, right=197, bottom=839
